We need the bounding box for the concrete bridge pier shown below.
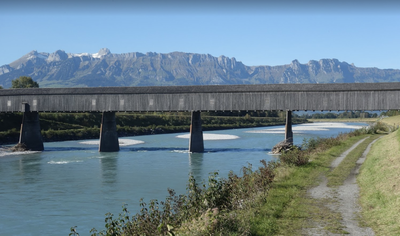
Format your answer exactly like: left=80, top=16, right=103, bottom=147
left=189, top=111, right=204, bottom=153
left=285, top=110, right=293, bottom=144
left=19, top=104, right=44, bottom=151
left=99, top=111, right=120, bottom=152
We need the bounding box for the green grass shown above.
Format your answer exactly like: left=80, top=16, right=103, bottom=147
left=358, top=129, right=400, bottom=235
left=380, top=115, right=400, bottom=127
left=250, top=134, right=370, bottom=235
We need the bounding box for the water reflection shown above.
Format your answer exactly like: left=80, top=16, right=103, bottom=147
left=188, top=152, right=203, bottom=181
left=99, top=152, right=119, bottom=185
left=17, top=153, right=42, bottom=184
left=127, top=147, right=187, bottom=152
left=125, top=147, right=271, bottom=153
left=204, top=148, right=271, bottom=153
left=45, top=147, right=97, bottom=151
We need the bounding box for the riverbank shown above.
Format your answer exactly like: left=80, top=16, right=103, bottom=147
left=379, top=114, right=400, bottom=127
left=358, top=116, right=400, bottom=235
left=73, top=123, right=375, bottom=235
left=249, top=133, right=381, bottom=234
left=250, top=117, right=400, bottom=235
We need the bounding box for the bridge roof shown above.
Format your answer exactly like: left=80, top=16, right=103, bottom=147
left=2, top=82, right=400, bottom=96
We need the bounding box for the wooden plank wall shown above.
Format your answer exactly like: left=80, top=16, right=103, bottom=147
left=1, top=83, right=400, bottom=112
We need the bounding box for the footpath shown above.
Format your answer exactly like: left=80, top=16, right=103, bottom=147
left=304, top=136, right=381, bottom=235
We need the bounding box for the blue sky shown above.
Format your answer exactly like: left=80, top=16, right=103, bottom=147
left=1, top=0, right=400, bottom=69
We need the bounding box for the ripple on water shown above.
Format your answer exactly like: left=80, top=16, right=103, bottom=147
left=176, top=133, right=239, bottom=140
left=171, top=150, right=190, bottom=153
left=47, top=160, right=84, bottom=165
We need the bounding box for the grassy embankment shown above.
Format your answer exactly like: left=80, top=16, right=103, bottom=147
left=377, top=114, right=400, bottom=131
left=357, top=115, right=400, bottom=235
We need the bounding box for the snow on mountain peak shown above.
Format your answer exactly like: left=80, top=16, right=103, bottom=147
left=70, top=48, right=111, bottom=59
left=92, top=48, right=111, bottom=58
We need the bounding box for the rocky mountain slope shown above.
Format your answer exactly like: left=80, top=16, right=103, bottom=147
left=1, top=48, right=400, bottom=88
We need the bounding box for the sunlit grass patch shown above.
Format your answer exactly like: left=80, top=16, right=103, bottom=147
left=380, top=114, right=400, bottom=127
left=358, top=130, right=400, bottom=235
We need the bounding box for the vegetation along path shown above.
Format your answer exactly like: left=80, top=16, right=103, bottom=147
left=357, top=128, right=400, bottom=235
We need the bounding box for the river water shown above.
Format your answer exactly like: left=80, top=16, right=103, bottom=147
left=0, top=122, right=366, bottom=235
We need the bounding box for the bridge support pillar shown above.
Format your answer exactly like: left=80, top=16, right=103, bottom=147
left=19, top=104, right=44, bottom=151
left=189, top=111, right=204, bottom=153
left=99, top=112, right=120, bottom=152
left=285, top=110, right=293, bottom=144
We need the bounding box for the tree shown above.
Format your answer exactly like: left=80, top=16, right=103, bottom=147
left=0, top=85, right=3, bottom=89
left=11, top=76, right=39, bottom=88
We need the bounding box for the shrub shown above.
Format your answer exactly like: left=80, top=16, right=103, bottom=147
left=370, top=121, right=389, bottom=133
left=280, top=148, right=309, bottom=166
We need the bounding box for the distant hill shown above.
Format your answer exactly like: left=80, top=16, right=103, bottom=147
left=1, top=48, right=400, bottom=88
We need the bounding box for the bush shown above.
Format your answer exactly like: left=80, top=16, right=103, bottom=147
left=351, top=122, right=391, bottom=135
left=280, top=148, right=309, bottom=166
left=369, top=121, right=389, bottom=133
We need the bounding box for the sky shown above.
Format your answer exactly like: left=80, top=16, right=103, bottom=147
left=1, top=0, right=400, bottom=69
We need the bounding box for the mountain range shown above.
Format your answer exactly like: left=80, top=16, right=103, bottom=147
left=1, top=48, right=400, bottom=88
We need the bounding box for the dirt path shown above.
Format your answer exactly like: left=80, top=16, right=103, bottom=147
left=305, top=137, right=380, bottom=235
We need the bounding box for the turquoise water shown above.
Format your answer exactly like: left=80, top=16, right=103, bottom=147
left=0, top=122, right=366, bottom=235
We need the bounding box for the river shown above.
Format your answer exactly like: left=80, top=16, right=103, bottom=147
left=0, top=122, right=366, bottom=235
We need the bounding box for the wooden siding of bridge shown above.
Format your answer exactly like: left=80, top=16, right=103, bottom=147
left=1, top=83, right=400, bottom=112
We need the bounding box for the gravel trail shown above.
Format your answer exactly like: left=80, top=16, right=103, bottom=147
left=306, top=137, right=380, bottom=235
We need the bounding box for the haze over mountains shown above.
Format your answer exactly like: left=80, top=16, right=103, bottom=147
left=1, top=48, right=400, bottom=88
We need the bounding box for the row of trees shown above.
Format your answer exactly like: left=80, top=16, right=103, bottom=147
left=381, top=110, right=400, bottom=117
left=299, top=111, right=379, bottom=119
